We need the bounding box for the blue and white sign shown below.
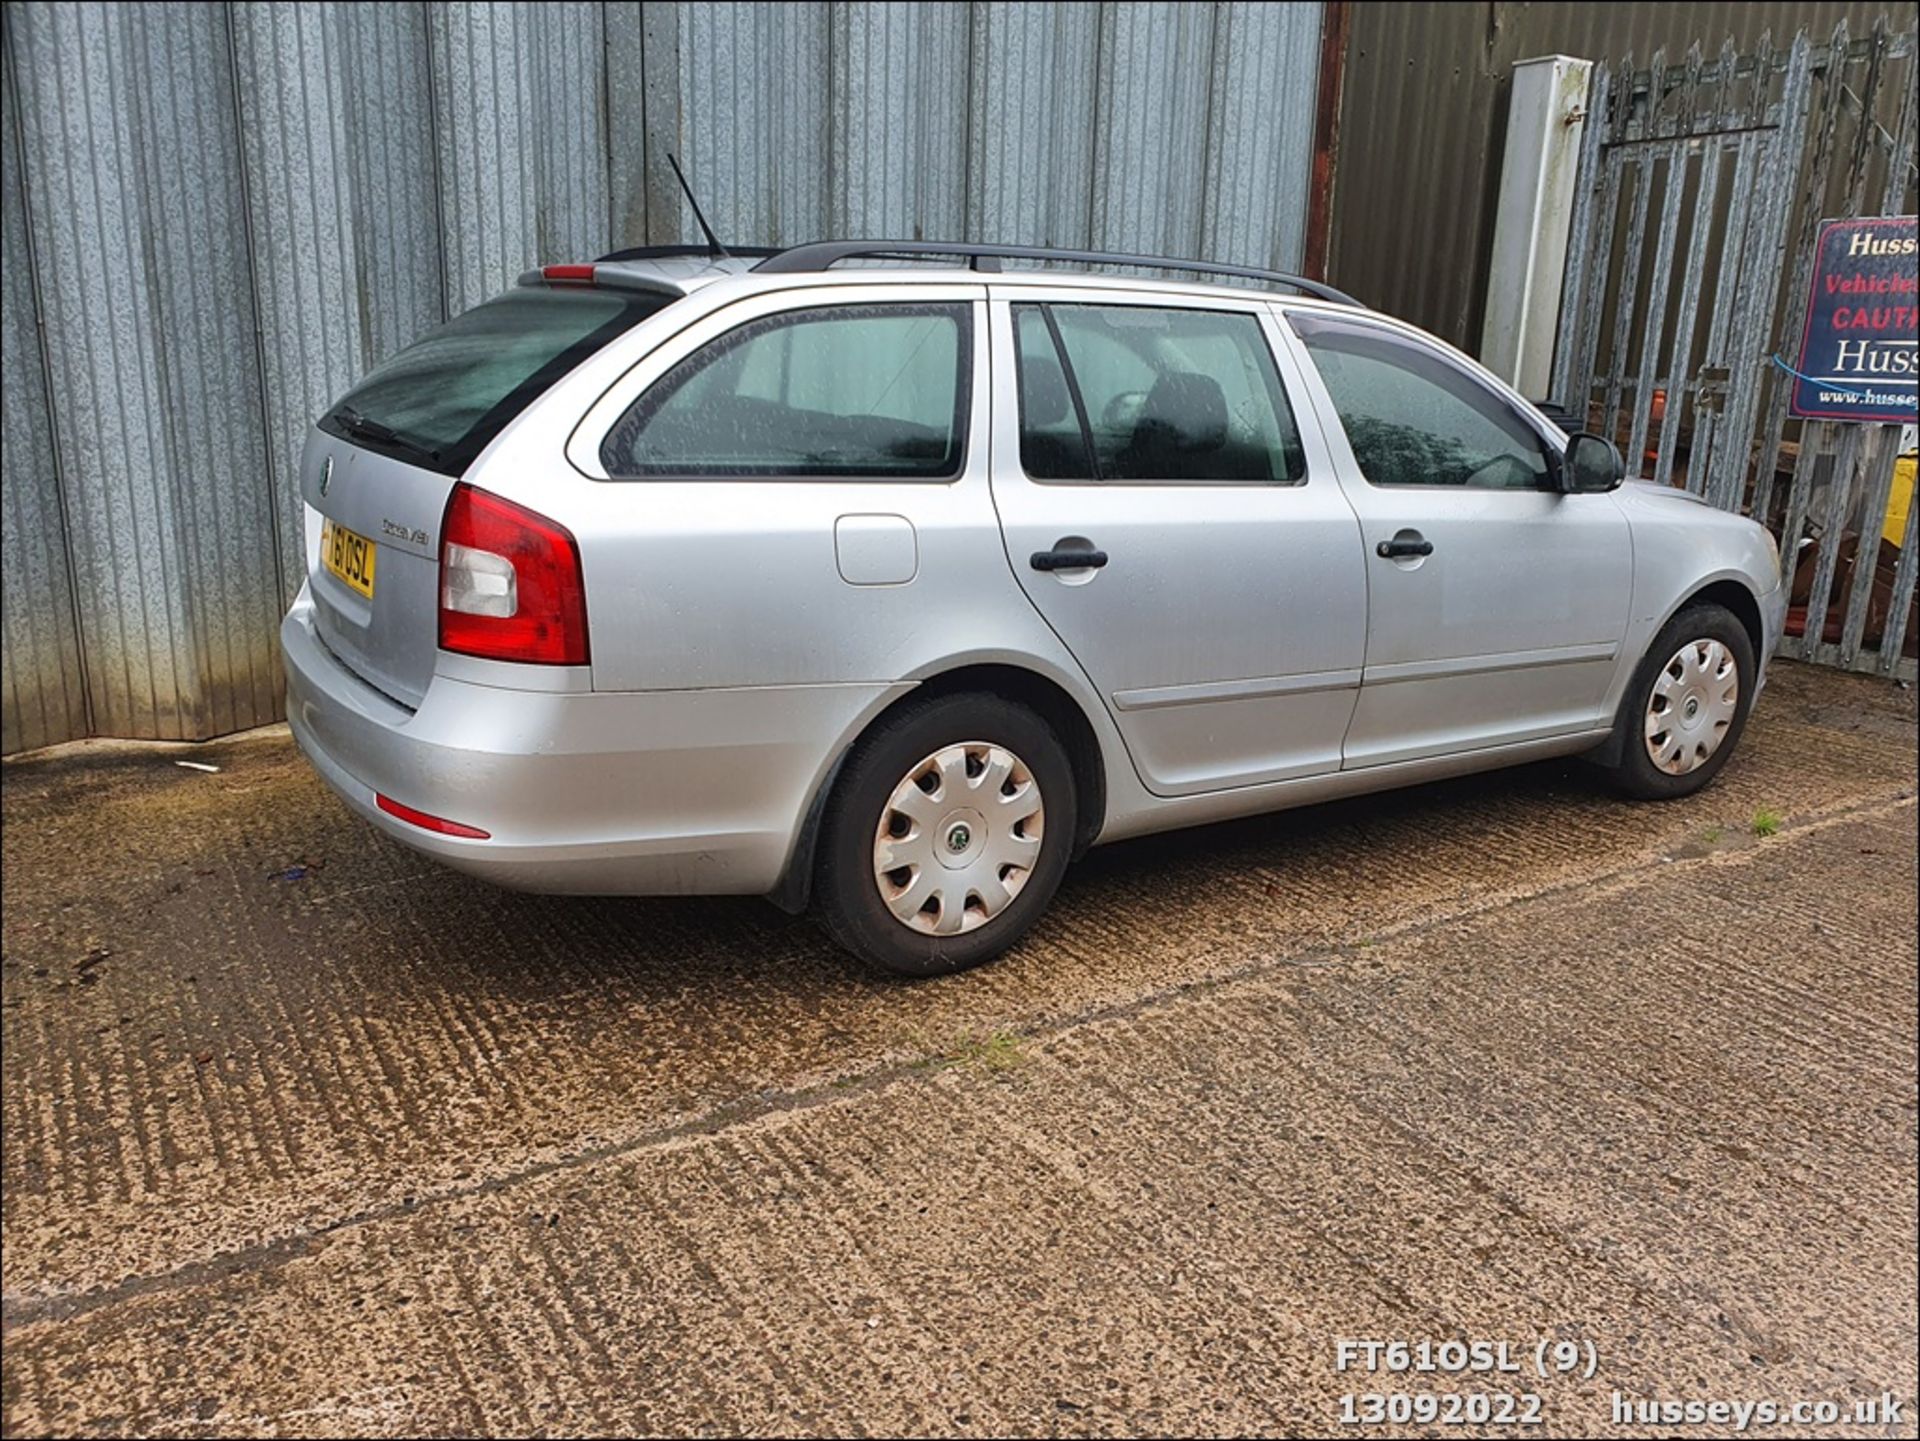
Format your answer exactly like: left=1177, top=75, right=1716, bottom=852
left=1787, top=215, right=1918, bottom=424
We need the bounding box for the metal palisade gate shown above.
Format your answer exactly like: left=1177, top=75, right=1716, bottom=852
left=1551, top=20, right=1919, bottom=679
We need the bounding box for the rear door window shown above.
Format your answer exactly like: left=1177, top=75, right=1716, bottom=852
left=322, top=286, right=672, bottom=476
left=601, top=303, right=970, bottom=479
left=1012, top=302, right=1307, bottom=483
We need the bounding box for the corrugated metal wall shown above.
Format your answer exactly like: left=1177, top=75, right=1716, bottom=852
left=1327, top=0, right=1904, bottom=354
left=1, top=0, right=1325, bottom=754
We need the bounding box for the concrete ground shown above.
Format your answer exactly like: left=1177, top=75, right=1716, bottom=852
left=2, top=659, right=1915, bottom=1438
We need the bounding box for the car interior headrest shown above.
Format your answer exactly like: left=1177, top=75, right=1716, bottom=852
left=1133, top=371, right=1229, bottom=452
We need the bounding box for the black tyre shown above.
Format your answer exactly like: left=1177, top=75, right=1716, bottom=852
left=1607, top=602, right=1756, bottom=800
left=815, top=692, right=1076, bottom=977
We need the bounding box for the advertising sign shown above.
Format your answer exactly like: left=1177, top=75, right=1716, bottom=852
left=1788, top=215, right=1917, bottom=424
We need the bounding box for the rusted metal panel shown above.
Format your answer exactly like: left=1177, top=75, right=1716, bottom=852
left=1302, top=0, right=1348, bottom=281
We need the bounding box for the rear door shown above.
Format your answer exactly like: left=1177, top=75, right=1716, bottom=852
left=305, top=282, right=671, bottom=706
left=987, top=288, right=1368, bottom=796
left=563, top=283, right=1000, bottom=695
left=1278, top=308, right=1633, bottom=768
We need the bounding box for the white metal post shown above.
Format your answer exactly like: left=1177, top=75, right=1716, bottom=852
left=1480, top=55, right=1594, bottom=401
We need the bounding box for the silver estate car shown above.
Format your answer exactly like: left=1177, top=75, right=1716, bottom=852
left=283, top=240, right=1786, bottom=975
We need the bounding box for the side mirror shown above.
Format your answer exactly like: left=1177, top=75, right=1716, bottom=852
left=1562, top=431, right=1625, bottom=493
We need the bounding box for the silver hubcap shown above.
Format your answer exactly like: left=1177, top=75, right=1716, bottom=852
left=873, top=742, right=1044, bottom=935
left=1645, top=638, right=1739, bottom=775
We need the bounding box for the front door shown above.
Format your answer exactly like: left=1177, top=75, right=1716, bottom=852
left=1279, top=308, right=1633, bottom=769
left=987, top=289, right=1368, bottom=797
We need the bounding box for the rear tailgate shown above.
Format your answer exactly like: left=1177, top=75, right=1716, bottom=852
left=302, top=431, right=450, bottom=709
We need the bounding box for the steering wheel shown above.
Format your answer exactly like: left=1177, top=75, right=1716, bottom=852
left=1100, top=390, right=1147, bottom=431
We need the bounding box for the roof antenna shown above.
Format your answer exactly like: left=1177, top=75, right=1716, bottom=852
left=666, top=152, right=730, bottom=260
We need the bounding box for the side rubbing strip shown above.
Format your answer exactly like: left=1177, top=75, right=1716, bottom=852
left=1362, top=642, right=1619, bottom=687
left=1112, top=669, right=1363, bottom=712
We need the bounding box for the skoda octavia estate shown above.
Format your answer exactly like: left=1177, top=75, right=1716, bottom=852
left=283, top=240, right=1786, bottom=975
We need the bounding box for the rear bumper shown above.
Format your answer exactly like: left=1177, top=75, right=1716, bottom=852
left=281, top=590, right=903, bottom=895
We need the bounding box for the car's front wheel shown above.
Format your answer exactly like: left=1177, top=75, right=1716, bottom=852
left=1607, top=602, right=1757, bottom=800
left=815, top=693, right=1076, bottom=976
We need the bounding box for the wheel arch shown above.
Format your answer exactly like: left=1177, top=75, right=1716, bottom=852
left=766, top=661, right=1109, bottom=914
left=1588, top=576, right=1766, bottom=768
left=1677, top=577, right=1765, bottom=660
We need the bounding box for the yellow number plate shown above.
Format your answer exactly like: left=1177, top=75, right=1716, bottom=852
left=321, top=519, right=376, bottom=599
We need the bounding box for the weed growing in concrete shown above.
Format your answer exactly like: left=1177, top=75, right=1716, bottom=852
left=911, top=1028, right=1030, bottom=1075
left=1703, top=824, right=1724, bottom=843
left=1751, top=808, right=1783, bottom=838
left=951, top=1030, right=1028, bottom=1073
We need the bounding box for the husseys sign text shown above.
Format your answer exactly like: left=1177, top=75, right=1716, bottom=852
left=1789, top=215, right=1918, bottom=424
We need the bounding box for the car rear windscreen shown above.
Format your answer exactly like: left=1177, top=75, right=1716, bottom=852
left=320, top=286, right=674, bottom=475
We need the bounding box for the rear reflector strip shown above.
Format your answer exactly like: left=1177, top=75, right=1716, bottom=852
left=376, top=793, right=491, bottom=839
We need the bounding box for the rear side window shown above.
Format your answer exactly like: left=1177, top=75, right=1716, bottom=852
left=1290, top=312, right=1552, bottom=490
left=322, top=286, right=671, bottom=476
left=1012, top=302, right=1306, bottom=484
left=601, top=303, right=970, bottom=479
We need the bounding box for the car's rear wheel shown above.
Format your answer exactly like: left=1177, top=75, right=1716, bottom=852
left=1607, top=602, right=1756, bottom=800
left=815, top=693, right=1075, bottom=976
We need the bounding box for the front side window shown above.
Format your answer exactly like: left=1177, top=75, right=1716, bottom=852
left=1013, top=303, right=1307, bottom=483
left=1290, top=313, right=1552, bottom=490
left=602, top=303, right=970, bottom=479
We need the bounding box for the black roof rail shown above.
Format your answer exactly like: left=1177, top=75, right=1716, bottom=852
left=753, top=240, right=1362, bottom=307
left=595, top=243, right=780, bottom=263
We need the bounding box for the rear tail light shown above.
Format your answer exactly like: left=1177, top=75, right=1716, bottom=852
left=438, top=483, right=589, bottom=665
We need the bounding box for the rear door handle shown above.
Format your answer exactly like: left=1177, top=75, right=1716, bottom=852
left=1376, top=536, right=1434, bottom=559
left=1031, top=545, right=1109, bottom=572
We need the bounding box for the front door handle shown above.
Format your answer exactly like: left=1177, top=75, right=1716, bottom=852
left=1031, top=544, right=1109, bottom=572
left=1376, top=536, right=1434, bottom=559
